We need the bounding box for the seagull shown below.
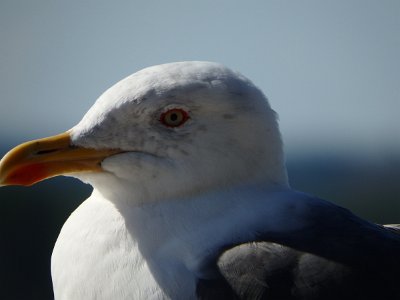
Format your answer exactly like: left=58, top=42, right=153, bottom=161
left=0, top=61, right=399, bottom=300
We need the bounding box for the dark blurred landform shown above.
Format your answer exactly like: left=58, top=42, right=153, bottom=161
left=0, top=145, right=399, bottom=299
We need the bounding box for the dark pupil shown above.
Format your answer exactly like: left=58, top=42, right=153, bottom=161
left=170, top=113, right=178, bottom=122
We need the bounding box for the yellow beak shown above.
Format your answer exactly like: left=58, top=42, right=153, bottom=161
left=0, top=132, right=121, bottom=186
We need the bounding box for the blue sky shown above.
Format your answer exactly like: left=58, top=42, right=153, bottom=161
left=1, top=0, right=399, bottom=158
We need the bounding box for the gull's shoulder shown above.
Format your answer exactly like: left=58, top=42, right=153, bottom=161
left=194, top=190, right=400, bottom=300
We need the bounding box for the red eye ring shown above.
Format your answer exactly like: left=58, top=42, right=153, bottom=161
left=160, top=108, right=190, bottom=128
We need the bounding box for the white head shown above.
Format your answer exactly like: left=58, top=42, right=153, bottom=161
left=71, top=61, right=288, bottom=203
left=0, top=61, right=288, bottom=204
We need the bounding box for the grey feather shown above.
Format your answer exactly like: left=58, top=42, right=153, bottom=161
left=196, top=197, right=400, bottom=300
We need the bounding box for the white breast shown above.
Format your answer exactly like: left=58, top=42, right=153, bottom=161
left=51, top=192, right=172, bottom=300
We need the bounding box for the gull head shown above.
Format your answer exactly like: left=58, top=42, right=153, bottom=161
left=0, top=61, right=288, bottom=204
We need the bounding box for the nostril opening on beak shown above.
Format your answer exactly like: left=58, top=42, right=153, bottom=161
left=36, top=149, right=59, bottom=155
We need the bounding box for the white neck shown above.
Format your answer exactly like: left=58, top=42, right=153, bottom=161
left=105, top=184, right=300, bottom=293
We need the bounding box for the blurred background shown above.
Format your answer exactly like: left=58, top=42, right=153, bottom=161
left=0, top=1, right=399, bottom=299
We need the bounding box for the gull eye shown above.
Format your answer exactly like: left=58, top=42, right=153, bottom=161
left=160, top=108, right=190, bottom=127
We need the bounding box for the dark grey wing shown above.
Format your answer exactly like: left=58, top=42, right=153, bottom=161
left=197, top=240, right=400, bottom=300
left=195, top=191, right=400, bottom=300
left=215, top=242, right=302, bottom=300
left=216, top=242, right=390, bottom=300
